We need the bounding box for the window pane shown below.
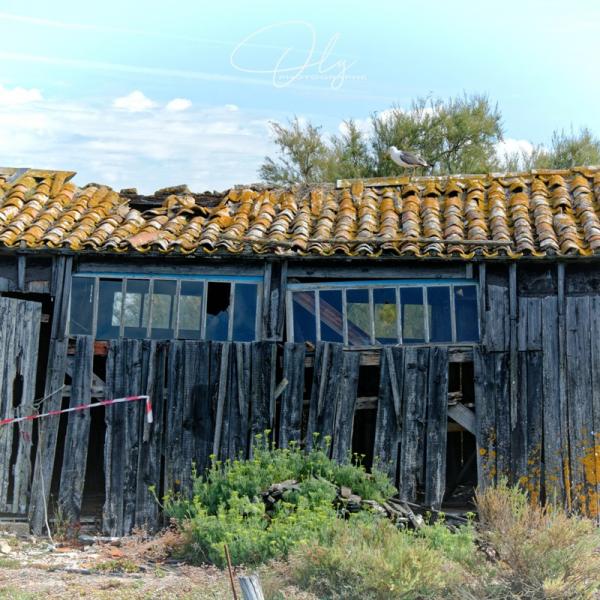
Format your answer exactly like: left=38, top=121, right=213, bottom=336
left=178, top=281, right=203, bottom=339
left=401, top=287, right=425, bottom=343
left=374, top=288, right=397, bottom=344
left=123, top=279, right=150, bottom=338
left=319, top=290, right=343, bottom=343
left=151, top=279, right=177, bottom=339
left=292, top=291, right=316, bottom=343
left=346, top=289, right=371, bottom=345
left=455, top=285, right=479, bottom=342
left=70, top=277, right=95, bottom=335
left=233, top=283, right=258, bottom=341
left=206, top=281, right=231, bottom=341
left=427, top=286, right=452, bottom=342
left=97, top=279, right=123, bottom=339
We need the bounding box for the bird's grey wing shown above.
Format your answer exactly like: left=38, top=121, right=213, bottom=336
left=400, top=151, right=428, bottom=167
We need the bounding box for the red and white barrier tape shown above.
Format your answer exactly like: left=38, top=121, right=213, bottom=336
left=0, top=395, right=153, bottom=428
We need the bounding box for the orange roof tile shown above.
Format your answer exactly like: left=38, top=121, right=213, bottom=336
left=1, top=166, right=600, bottom=259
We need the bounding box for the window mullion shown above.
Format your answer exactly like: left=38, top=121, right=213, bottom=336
left=119, top=278, right=126, bottom=338
left=146, top=279, right=154, bottom=338
left=315, top=291, right=321, bottom=342
left=449, top=284, right=457, bottom=343
left=396, top=287, right=402, bottom=344
left=368, top=287, right=375, bottom=345
left=423, top=286, right=429, bottom=344
left=174, top=278, right=181, bottom=338
left=200, top=280, right=207, bottom=340
left=342, top=289, right=348, bottom=345
left=92, top=277, right=99, bottom=339
left=228, top=283, right=235, bottom=341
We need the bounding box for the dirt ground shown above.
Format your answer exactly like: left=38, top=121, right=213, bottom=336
left=0, top=529, right=313, bottom=600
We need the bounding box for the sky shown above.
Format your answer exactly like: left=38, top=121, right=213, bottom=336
left=0, top=0, right=599, bottom=193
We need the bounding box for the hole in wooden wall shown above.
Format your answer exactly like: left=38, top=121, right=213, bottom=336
left=352, top=365, right=380, bottom=470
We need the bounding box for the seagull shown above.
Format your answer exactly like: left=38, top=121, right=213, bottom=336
left=388, top=146, right=429, bottom=170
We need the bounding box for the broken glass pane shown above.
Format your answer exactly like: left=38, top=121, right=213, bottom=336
left=319, top=289, right=343, bottom=343
left=233, top=283, right=258, bottom=341
left=292, top=290, right=316, bottom=343
left=346, top=288, right=371, bottom=345
left=206, top=281, right=231, bottom=341
left=178, top=280, right=203, bottom=339
left=374, top=288, right=398, bottom=344
left=401, top=287, right=425, bottom=343
left=70, top=277, right=95, bottom=335
left=427, top=286, right=452, bottom=342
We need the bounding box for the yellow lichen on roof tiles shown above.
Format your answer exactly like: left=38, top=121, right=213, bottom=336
left=2, top=166, right=600, bottom=258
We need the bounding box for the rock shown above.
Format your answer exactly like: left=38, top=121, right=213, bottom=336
left=0, top=540, right=12, bottom=554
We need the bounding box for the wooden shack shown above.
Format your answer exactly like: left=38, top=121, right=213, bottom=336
left=0, top=166, right=598, bottom=535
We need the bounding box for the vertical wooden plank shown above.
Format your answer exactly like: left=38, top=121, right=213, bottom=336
left=57, top=335, right=93, bottom=523
left=30, top=255, right=72, bottom=533
left=212, top=342, right=231, bottom=459
left=305, top=343, right=344, bottom=454
left=164, top=340, right=184, bottom=496
left=494, top=352, right=511, bottom=481
left=511, top=352, right=528, bottom=485
left=250, top=342, right=276, bottom=442
left=373, top=347, right=403, bottom=483
left=331, top=351, right=360, bottom=463
left=566, top=295, right=594, bottom=514
left=398, top=346, right=429, bottom=503
left=474, top=348, right=497, bottom=488
left=424, top=346, right=449, bottom=509
left=588, top=295, right=600, bottom=520
left=279, top=343, right=306, bottom=448
left=541, top=295, right=564, bottom=505
left=509, top=264, right=518, bottom=433
left=196, top=341, right=218, bottom=475
left=103, top=339, right=125, bottom=535
left=11, top=300, right=41, bottom=514
left=525, top=350, right=543, bottom=504
left=135, top=340, right=168, bottom=531
left=483, top=284, right=509, bottom=351
left=29, top=337, right=69, bottom=533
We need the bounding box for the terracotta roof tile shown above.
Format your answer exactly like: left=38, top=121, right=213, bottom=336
left=2, top=167, right=600, bottom=258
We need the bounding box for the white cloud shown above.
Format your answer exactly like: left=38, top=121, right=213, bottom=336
left=0, top=94, right=274, bottom=192
left=113, top=90, right=156, bottom=112
left=165, top=98, right=192, bottom=112
left=0, top=84, right=42, bottom=106
left=496, top=138, right=535, bottom=158
left=225, top=103, right=239, bottom=112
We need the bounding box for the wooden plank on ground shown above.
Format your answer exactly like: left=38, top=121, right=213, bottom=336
left=57, top=336, right=93, bottom=523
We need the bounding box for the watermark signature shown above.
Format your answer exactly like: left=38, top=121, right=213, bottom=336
left=230, top=21, right=363, bottom=90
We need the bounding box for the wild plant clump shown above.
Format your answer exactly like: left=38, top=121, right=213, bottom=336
left=163, top=433, right=396, bottom=567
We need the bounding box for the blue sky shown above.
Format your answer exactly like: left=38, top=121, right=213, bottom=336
left=0, top=0, right=599, bottom=192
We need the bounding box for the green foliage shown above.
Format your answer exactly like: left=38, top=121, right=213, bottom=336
left=288, top=517, right=476, bottom=600
left=163, top=433, right=396, bottom=567
left=474, top=481, right=600, bottom=599
left=260, top=97, right=600, bottom=184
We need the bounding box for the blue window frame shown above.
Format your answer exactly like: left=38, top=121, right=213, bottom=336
left=69, top=273, right=262, bottom=341
left=286, top=279, right=479, bottom=346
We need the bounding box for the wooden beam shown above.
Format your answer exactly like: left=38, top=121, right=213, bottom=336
left=448, top=403, right=476, bottom=435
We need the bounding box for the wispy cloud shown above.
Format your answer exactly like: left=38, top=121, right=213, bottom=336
left=0, top=84, right=42, bottom=106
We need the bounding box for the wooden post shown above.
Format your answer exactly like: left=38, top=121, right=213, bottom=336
left=239, top=575, right=265, bottom=600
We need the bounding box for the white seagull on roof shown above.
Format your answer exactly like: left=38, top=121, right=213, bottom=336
left=388, top=146, right=429, bottom=169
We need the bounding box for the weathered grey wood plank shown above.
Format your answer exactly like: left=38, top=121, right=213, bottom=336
left=331, top=351, right=360, bottom=463
left=398, top=347, right=429, bottom=503
left=279, top=343, right=306, bottom=448
left=474, top=348, right=497, bottom=488
left=250, top=342, right=276, bottom=443
left=424, top=346, right=448, bottom=508
left=57, top=336, right=93, bottom=523
left=373, top=347, right=403, bottom=482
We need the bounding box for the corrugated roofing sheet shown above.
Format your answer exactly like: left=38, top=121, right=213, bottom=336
left=1, top=166, right=600, bottom=259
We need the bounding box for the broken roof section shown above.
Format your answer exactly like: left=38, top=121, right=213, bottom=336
left=0, top=166, right=600, bottom=258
